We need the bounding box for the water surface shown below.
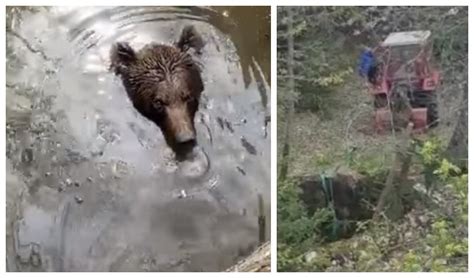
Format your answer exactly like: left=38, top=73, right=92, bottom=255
left=6, top=6, right=270, bottom=271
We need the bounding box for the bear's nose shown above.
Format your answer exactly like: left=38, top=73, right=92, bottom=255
left=175, top=132, right=196, bottom=145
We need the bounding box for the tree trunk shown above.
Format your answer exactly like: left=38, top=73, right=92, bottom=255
left=373, top=123, right=413, bottom=221
left=446, top=83, right=468, bottom=169
left=279, top=7, right=296, bottom=180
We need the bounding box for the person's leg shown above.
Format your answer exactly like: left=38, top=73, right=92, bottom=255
left=368, top=65, right=377, bottom=85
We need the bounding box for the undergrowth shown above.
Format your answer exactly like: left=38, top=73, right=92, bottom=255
left=277, top=138, right=468, bottom=272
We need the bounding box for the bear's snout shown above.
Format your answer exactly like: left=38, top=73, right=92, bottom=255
left=163, top=105, right=197, bottom=152
left=175, top=130, right=196, bottom=145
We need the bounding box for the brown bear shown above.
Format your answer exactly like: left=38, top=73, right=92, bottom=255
left=110, top=25, right=205, bottom=159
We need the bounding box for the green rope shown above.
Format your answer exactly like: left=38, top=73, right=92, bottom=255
left=320, top=173, right=340, bottom=239
left=320, top=173, right=331, bottom=206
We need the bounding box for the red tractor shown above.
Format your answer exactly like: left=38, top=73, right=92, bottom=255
left=369, top=30, right=441, bottom=133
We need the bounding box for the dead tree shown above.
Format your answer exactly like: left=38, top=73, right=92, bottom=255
left=446, top=83, right=468, bottom=170
left=373, top=123, right=414, bottom=221
left=279, top=7, right=296, bottom=180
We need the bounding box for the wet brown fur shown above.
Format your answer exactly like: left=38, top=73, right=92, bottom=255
left=110, top=25, right=204, bottom=155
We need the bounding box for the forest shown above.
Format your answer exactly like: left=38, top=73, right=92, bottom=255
left=277, top=6, right=468, bottom=272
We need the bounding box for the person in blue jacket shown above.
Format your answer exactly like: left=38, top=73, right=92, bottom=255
left=358, top=47, right=378, bottom=85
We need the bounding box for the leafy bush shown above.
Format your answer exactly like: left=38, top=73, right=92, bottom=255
left=277, top=178, right=338, bottom=271
left=278, top=139, right=468, bottom=272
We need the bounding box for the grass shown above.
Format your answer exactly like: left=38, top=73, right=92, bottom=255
left=278, top=73, right=461, bottom=177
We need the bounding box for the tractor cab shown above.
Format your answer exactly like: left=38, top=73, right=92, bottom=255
left=369, top=31, right=440, bottom=133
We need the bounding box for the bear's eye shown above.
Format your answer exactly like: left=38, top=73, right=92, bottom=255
left=183, top=95, right=194, bottom=103
left=152, top=99, right=165, bottom=113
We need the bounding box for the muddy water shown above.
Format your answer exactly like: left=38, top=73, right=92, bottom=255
left=6, top=6, right=270, bottom=272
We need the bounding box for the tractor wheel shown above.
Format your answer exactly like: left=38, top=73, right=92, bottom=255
left=427, top=101, right=439, bottom=127
left=415, top=91, right=439, bottom=128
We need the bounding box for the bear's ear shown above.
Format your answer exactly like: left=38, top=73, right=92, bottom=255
left=175, top=25, right=205, bottom=54
left=110, top=42, right=136, bottom=66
